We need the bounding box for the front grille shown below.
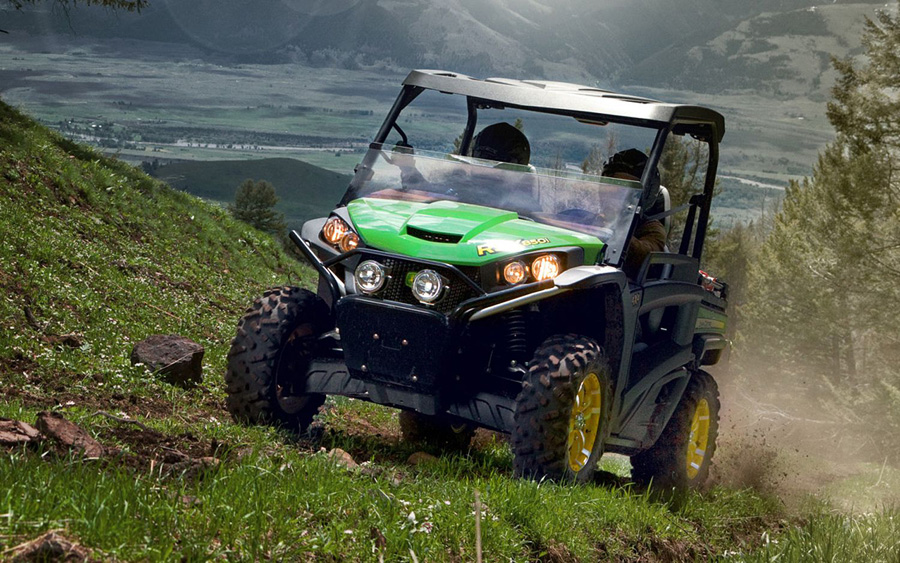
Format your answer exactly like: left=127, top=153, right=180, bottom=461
left=406, top=226, right=463, bottom=244
left=366, top=254, right=481, bottom=314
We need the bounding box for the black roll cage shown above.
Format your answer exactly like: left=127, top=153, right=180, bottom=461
left=355, top=70, right=723, bottom=266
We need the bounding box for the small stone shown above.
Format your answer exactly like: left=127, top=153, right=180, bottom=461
left=0, top=419, right=42, bottom=447
left=407, top=451, right=439, bottom=466
left=34, top=412, right=103, bottom=458
left=131, top=334, right=204, bottom=388
left=328, top=448, right=358, bottom=469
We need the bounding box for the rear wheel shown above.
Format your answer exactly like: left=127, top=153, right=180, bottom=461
left=398, top=411, right=475, bottom=451
left=225, top=287, right=329, bottom=431
left=631, top=370, right=720, bottom=489
left=512, top=334, right=612, bottom=483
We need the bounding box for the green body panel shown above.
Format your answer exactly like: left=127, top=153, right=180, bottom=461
left=695, top=305, right=727, bottom=335
left=347, top=198, right=604, bottom=266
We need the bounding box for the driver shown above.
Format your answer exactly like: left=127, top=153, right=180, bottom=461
left=602, top=149, right=667, bottom=279
left=471, top=122, right=531, bottom=165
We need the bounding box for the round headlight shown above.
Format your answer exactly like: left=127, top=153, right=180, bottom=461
left=503, top=261, right=528, bottom=285
left=339, top=232, right=360, bottom=252
left=355, top=260, right=386, bottom=293
left=322, top=216, right=350, bottom=244
left=531, top=254, right=561, bottom=281
left=412, top=269, right=445, bottom=304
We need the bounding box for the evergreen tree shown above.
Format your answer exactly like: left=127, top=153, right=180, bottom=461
left=229, top=179, right=286, bottom=236
left=742, top=3, right=900, bottom=459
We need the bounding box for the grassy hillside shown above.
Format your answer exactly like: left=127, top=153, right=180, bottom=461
left=1, top=100, right=898, bottom=561
left=150, top=157, right=352, bottom=227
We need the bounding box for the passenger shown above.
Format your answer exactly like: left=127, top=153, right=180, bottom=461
left=602, top=149, right=667, bottom=279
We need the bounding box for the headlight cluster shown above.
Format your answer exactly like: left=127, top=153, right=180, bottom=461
left=502, top=254, right=562, bottom=285
left=353, top=260, right=448, bottom=305
left=321, top=216, right=360, bottom=253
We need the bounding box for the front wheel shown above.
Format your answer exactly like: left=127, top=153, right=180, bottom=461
left=225, top=287, right=329, bottom=431
left=630, top=370, right=720, bottom=490
left=512, top=334, right=613, bottom=483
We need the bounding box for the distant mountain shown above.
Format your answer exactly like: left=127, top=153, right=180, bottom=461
left=2, top=0, right=887, bottom=92
left=622, top=3, right=884, bottom=98
left=151, top=158, right=352, bottom=227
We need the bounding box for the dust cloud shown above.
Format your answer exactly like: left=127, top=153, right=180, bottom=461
left=708, top=360, right=900, bottom=513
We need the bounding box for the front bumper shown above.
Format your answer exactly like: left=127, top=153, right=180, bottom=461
left=337, top=295, right=453, bottom=390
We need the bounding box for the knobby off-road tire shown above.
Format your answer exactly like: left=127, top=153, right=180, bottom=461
left=631, top=370, right=720, bottom=490
left=225, top=287, right=329, bottom=431
left=398, top=410, right=475, bottom=451
left=513, top=335, right=613, bottom=483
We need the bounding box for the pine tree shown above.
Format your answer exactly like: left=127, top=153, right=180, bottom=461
left=742, top=3, right=900, bottom=458
left=228, top=179, right=286, bottom=236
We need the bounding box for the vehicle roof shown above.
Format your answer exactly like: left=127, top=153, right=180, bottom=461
left=403, top=69, right=725, bottom=142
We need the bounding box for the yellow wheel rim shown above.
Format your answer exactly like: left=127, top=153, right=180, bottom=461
left=566, top=372, right=602, bottom=473
left=686, top=398, right=711, bottom=479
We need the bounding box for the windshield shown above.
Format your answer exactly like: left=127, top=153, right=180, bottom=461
left=343, top=143, right=642, bottom=265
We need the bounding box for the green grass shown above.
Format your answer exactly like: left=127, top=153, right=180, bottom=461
left=0, top=438, right=778, bottom=562
left=742, top=509, right=900, bottom=563
left=2, top=99, right=899, bottom=561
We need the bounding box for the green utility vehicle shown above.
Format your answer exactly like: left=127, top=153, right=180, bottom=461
left=225, top=70, right=729, bottom=488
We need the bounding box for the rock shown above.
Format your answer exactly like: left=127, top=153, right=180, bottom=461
left=131, top=334, right=204, bottom=388
left=407, top=451, right=439, bottom=466
left=35, top=412, right=104, bottom=458
left=328, top=448, right=358, bottom=469
left=10, top=530, right=90, bottom=562
left=0, top=419, right=42, bottom=447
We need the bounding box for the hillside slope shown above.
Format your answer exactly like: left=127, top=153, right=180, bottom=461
left=151, top=157, right=351, bottom=227
left=0, top=98, right=314, bottom=393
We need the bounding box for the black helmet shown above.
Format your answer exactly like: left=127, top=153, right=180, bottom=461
left=471, top=123, right=531, bottom=166
left=602, top=148, right=660, bottom=210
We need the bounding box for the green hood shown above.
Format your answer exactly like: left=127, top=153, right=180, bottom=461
left=347, top=198, right=603, bottom=266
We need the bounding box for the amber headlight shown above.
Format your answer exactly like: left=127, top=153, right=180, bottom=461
left=322, top=216, right=350, bottom=245
left=339, top=232, right=360, bottom=252
left=531, top=254, right=561, bottom=281
left=503, top=261, right=528, bottom=285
